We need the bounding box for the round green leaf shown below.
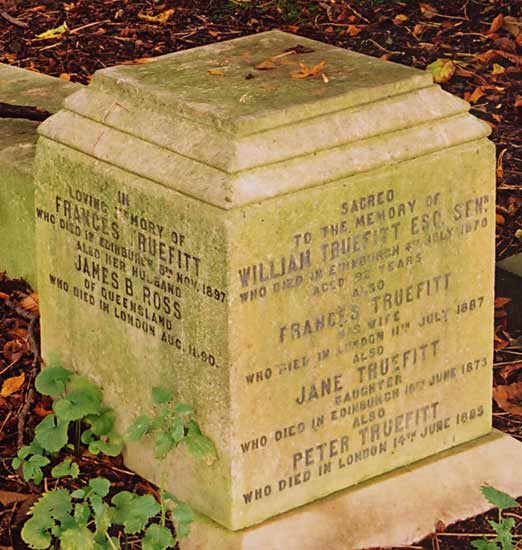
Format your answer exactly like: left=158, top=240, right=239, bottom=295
left=85, top=408, right=116, bottom=436
left=142, top=524, right=176, bottom=550
left=88, top=433, right=123, bottom=457
left=35, top=366, right=71, bottom=397
left=154, top=432, right=175, bottom=459
left=35, top=415, right=70, bottom=453
left=125, top=415, right=152, bottom=441
left=88, top=477, right=111, bottom=497
left=21, top=515, right=53, bottom=549
left=151, top=387, right=172, bottom=405
left=51, top=459, right=79, bottom=480
left=53, top=378, right=103, bottom=421
left=60, top=526, right=96, bottom=550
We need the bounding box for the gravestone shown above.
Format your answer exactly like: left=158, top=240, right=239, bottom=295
left=0, top=64, right=79, bottom=287
left=35, top=30, right=497, bottom=536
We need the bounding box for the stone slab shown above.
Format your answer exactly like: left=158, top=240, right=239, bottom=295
left=0, top=63, right=80, bottom=287
left=35, top=31, right=496, bottom=530
left=180, top=431, right=522, bottom=550
left=498, top=253, right=522, bottom=279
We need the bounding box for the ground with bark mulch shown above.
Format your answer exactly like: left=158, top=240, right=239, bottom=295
left=1, top=1, right=522, bottom=548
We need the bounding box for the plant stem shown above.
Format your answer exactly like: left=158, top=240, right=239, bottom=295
left=105, top=532, right=118, bottom=550
left=75, top=420, right=81, bottom=457
left=160, top=460, right=166, bottom=527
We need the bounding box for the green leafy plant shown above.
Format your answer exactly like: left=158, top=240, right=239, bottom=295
left=471, top=485, right=520, bottom=550
left=126, top=386, right=217, bottom=464
left=15, top=356, right=215, bottom=549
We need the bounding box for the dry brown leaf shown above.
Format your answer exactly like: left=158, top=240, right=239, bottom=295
left=494, top=336, right=510, bottom=350
left=34, top=401, right=53, bottom=417
left=20, top=292, right=39, bottom=315
left=492, top=63, right=506, bottom=75
left=498, top=362, right=522, bottom=382
left=515, top=97, right=522, bottom=108
left=493, top=383, right=522, bottom=415
left=59, top=73, right=71, bottom=81
left=291, top=61, right=326, bottom=80
left=393, top=14, right=409, bottom=24
left=503, top=16, right=522, bottom=37
left=0, top=291, right=9, bottom=300
left=497, top=148, right=507, bottom=179
left=469, top=86, right=486, bottom=103
left=207, top=30, right=220, bottom=38
left=0, top=490, right=31, bottom=505
left=493, top=37, right=516, bottom=53
left=255, top=58, right=277, bottom=70
left=496, top=213, right=506, bottom=225
left=488, top=13, right=504, bottom=35
left=494, top=49, right=522, bottom=65
left=347, top=25, right=362, bottom=37
left=138, top=8, right=175, bottom=24
left=413, top=23, right=425, bottom=37
left=1, top=373, right=25, bottom=397
left=120, top=57, right=155, bottom=65
left=208, top=68, right=225, bottom=77
left=420, top=3, right=437, bottom=18
left=495, top=297, right=512, bottom=308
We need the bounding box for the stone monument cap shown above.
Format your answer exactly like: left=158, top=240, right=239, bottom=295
left=40, top=30, right=490, bottom=209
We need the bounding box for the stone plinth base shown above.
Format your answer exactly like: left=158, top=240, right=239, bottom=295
left=180, top=431, right=522, bottom=550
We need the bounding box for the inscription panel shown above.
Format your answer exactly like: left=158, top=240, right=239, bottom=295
left=228, top=140, right=494, bottom=526
left=35, top=138, right=494, bottom=529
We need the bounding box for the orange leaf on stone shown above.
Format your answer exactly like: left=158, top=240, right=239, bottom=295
left=493, top=383, right=522, bottom=415
left=254, top=59, right=277, bottom=70
left=1, top=373, right=25, bottom=397
left=291, top=61, right=326, bottom=80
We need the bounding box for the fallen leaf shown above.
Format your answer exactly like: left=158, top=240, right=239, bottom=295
left=0, top=292, right=9, bottom=300
left=36, top=21, right=68, bottom=40
left=59, top=73, right=71, bottom=80
left=492, top=63, right=506, bottom=75
left=420, top=3, right=437, bottom=18
left=207, top=29, right=220, bottom=38
left=497, top=148, right=507, bottom=178
left=427, top=58, right=456, bottom=83
left=138, top=8, right=175, bottom=24
left=488, top=14, right=504, bottom=35
left=498, top=362, right=522, bottom=382
left=413, top=23, right=425, bottom=37
left=495, top=297, right=512, bottom=308
left=393, top=14, right=409, bottom=24
left=20, top=292, right=39, bottom=315
left=347, top=25, right=362, bottom=37
left=493, top=37, right=517, bottom=53
left=284, top=44, right=314, bottom=54
left=34, top=400, right=53, bottom=417
left=493, top=383, right=522, bottom=415
left=63, top=3, right=76, bottom=11
left=503, top=16, right=522, bottom=37
left=469, top=86, right=486, bottom=103
left=1, top=373, right=25, bottom=397
left=208, top=69, right=225, bottom=77
left=515, top=97, right=522, bottom=108
left=495, top=337, right=510, bottom=351
left=291, top=61, right=326, bottom=80
left=496, top=213, right=506, bottom=225
left=0, top=490, right=31, bottom=505
left=119, top=57, right=156, bottom=65
left=255, top=58, right=277, bottom=70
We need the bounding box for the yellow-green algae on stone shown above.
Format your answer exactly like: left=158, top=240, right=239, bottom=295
left=34, top=31, right=495, bottom=530
left=0, top=64, right=79, bottom=287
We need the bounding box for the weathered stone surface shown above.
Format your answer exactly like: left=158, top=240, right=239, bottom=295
left=0, top=64, right=79, bottom=286
left=35, top=31, right=496, bottom=530
left=498, top=254, right=522, bottom=278
left=180, top=431, right=522, bottom=550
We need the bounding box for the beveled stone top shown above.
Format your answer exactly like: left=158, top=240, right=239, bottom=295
left=88, top=30, right=432, bottom=135
left=38, top=31, right=491, bottom=209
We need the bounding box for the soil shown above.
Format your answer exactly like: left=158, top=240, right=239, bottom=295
left=1, top=1, right=522, bottom=548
